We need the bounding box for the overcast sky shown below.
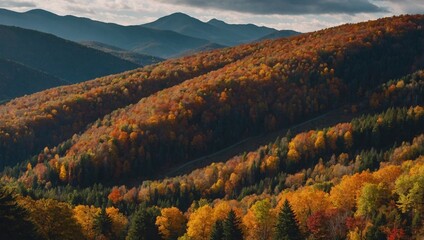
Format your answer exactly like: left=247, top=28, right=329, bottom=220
left=1, top=0, right=423, bottom=32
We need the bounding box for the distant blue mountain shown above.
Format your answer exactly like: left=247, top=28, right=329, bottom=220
left=80, top=41, right=164, bottom=66
left=0, top=9, right=211, bottom=58
left=143, top=12, right=277, bottom=46
left=258, top=30, right=301, bottom=41
left=0, top=24, right=138, bottom=83
left=0, top=9, right=299, bottom=58
left=0, top=58, right=66, bottom=101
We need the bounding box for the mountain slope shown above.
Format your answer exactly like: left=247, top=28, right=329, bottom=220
left=4, top=71, right=423, bottom=240
left=258, top=30, right=301, bottom=41
left=0, top=44, right=259, bottom=167
left=0, top=9, right=211, bottom=58
left=0, top=25, right=139, bottom=83
left=32, top=15, right=424, bottom=185
left=0, top=58, right=67, bottom=101
left=80, top=41, right=164, bottom=66
left=177, top=43, right=227, bottom=57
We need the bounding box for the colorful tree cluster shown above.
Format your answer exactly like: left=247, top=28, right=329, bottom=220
left=29, top=14, right=424, bottom=186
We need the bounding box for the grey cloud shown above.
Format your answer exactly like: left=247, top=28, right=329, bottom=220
left=66, top=5, right=96, bottom=15
left=374, top=0, right=424, bottom=14
left=161, top=0, right=385, bottom=14
left=0, top=0, right=36, bottom=8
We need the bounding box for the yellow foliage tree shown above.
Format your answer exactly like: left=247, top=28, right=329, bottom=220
left=106, top=207, right=128, bottom=239
left=73, top=205, right=100, bottom=239
left=19, top=197, right=84, bottom=240
left=330, top=171, right=376, bottom=210
left=281, top=186, right=331, bottom=230
left=59, top=164, right=67, bottom=182
left=287, top=148, right=300, bottom=162
left=243, top=199, right=275, bottom=240
left=187, top=205, right=214, bottom=240
left=373, top=165, right=402, bottom=190
left=314, top=131, right=326, bottom=150
left=344, top=131, right=353, bottom=149
left=156, top=207, right=187, bottom=240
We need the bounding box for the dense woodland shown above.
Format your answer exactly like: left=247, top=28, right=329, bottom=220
left=29, top=14, right=424, bottom=186
left=0, top=44, right=258, bottom=168
left=0, top=15, right=424, bottom=240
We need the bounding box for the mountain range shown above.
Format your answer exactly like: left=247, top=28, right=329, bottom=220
left=143, top=12, right=277, bottom=46
left=0, top=9, right=300, bottom=58
left=0, top=8, right=300, bottom=100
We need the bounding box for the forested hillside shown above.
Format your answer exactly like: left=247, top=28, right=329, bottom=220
left=37, top=14, right=424, bottom=185
left=0, top=44, right=259, bottom=167
left=0, top=15, right=423, bottom=240
left=2, top=70, right=423, bottom=240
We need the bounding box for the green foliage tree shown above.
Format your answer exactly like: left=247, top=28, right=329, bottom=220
left=223, top=210, right=243, bottom=240
left=356, top=183, right=389, bottom=219
left=126, top=207, right=161, bottom=240
left=274, top=200, right=302, bottom=240
left=94, top=207, right=113, bottom=239
left=365, top=213, right=386, bottom=240
left=19, top=197, right=84, bottom=240
left=0, top=186, right=40, bottom=240
left=210, top=220, right=224, bottom=240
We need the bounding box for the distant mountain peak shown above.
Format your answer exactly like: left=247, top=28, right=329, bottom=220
left=208, top=18, right=225, bottom=24
left=168, top=12, right=192, bottom=17
left=159, top=12, right=200, bottom=22
left=25, top=9, right=57, bottom=16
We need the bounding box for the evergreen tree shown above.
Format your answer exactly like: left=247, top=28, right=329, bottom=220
left=365, top=213, right=386, bottom=240
left=274, top=200, right=302, bottom=240
left=0, top=185, right=40, bottom=240
left=210, top=219, right=224, bottom=240
left=93, top=207, right=113, bottom=238
left=126, top=207, right=161, bottom=240
left=223, top=210, right=244, bottom=240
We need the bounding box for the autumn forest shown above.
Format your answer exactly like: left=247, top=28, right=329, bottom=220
left=0, top=14, right=424, bottom=240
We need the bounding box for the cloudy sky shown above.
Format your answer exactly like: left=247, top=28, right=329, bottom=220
left=1, top=0, right=423, bottom=32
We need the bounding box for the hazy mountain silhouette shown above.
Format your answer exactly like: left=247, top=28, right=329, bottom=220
left=0, top=58, right=66, bottom=101
left=0, top=24, right=139, bottom=83
left=258, top=30, right=301, bottom=41
left=207, top=18, right=278, bottom=42
left=80, top=41, right=164, bottom=66
left=0, top=9, right=211, bottom=58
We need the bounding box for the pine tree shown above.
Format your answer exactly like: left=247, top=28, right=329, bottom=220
left=210, top=219, right=224, bottom=240
left=274, top=200, right=302, bottom=240
left=126, top=207, right=161, bottom=240
left=94, top=207, right=113, bottom=238
left=0, top=185, right=40, bottom=240
left=365, top=213, right=386, bottom=240
left=223, top=210, right=244, bottom=240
